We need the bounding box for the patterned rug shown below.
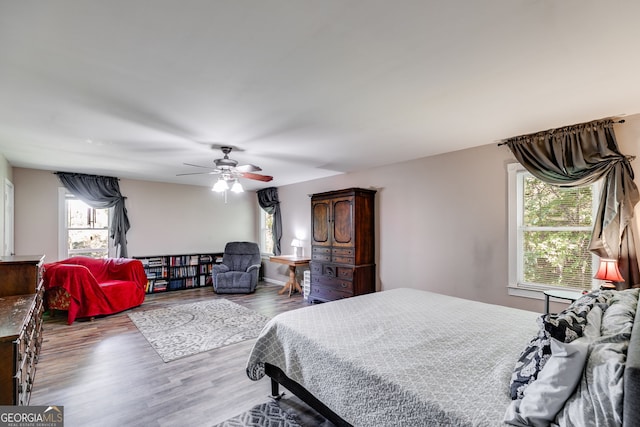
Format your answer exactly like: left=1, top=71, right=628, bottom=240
left=213, top=401, right=302, bottom=427
left=128, top=299, right=270, bottom=362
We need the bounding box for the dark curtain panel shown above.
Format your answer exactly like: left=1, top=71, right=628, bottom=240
left=257, top=187, right=282, bottom=256
left=56, top=172, right=131, bottom=258
left=505, top=119, right=640, bottom=288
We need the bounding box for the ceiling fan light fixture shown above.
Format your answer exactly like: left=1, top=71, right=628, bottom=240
left=212, top=178, right=229, bottom=192
left=230, top=180, right=244, bottom=193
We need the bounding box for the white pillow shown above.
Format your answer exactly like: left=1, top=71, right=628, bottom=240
left=504, top=336, right=590, bottom=426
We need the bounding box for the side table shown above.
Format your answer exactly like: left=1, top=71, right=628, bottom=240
left=543, top=289, right=583, bottom=314
left=269, top=255, right=311, bottom=297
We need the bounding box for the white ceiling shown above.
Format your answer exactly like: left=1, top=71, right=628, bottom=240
left=1, top=1, right=639, bottom=191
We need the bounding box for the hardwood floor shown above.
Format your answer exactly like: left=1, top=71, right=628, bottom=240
left=30, top=283, right=327, bottom=427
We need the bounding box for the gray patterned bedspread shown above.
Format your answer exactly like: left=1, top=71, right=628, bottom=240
left=247, top=288, right=539, bottom=426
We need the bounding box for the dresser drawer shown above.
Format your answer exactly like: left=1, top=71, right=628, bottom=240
left=311, top=275, right=354, bottom=293
left=316, top=264, right=354, bottom=280
left=331, top=248, right=354, bottom=264
left=332, top=255, right=354, bottom=264
left=312, top=247, right=331, bottom=254
left=310, top=263, right=322, bottom=275
left=336, top=267, right=354, bottom=280
left=309, top=285, right=351, bottom=302
left=332, top=248, right=354, bottom=256
left=312, top=253, right=331, bottom=262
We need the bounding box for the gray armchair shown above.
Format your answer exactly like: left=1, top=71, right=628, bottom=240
left=212, top=242, right=261, bottom=293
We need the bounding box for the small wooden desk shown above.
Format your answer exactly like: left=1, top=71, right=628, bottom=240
left=270, top=255, right=310, bottom=297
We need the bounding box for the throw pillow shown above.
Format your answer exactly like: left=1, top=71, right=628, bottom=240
left=509, top=329, right=552, bottom=400
left=504, top=336, right=590, bottom=427
left=542, top=289, right=614, bottom=343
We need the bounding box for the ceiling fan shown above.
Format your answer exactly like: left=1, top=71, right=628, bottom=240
left=178, top=146, right=273, bottom=192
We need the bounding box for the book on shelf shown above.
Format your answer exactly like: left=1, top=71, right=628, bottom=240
left=199, top=254, right=213, bottom=263
left=168, top=279, right=184, bottom=290
left=148, top=257, right=165, bottom=267
left=151, top=279, right=168, bottom=292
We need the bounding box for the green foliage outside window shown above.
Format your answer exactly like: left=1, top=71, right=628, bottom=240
left=264, top=212, right=274, bottom=254
left=521, top=176, right=594, bottom=290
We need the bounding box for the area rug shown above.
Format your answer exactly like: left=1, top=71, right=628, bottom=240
left=128, top=299, right=270, bottom=362
left=213, top=401, right=302, bottom=427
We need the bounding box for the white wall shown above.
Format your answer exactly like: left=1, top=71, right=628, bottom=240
left=12, top=168, right=258, bottom=261
left=0, top=154, right=13, bottom=256
left=267, top=115, right=640, bottom=312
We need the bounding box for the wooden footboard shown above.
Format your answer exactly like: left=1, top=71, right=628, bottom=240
left=264, top=363, right=352, bottom=427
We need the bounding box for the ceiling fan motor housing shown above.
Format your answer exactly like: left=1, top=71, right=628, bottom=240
left=214, top=157, right=238, bottom=168
left=215, top=146, right=238, bottom=168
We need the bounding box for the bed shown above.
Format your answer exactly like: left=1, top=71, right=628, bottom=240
left=246, top=288, right=640, bottom=426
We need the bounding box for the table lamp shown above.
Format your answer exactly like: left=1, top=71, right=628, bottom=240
left=291, top=239, right=303, bottom=257
left=594, top=258, right=624, bottom=290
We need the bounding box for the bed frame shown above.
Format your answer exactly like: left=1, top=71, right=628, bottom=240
left=266, top=298, right=640, bottom=427
left=266, top=363, right=351, bottom=426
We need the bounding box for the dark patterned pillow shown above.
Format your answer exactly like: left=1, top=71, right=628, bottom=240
left=509, top=328, right=552, bottom=400
left=509, top=289, right=614, bottom=400
left=543, top=289, right=614, bottom=342
left=570, top=289, right=614, bottom=309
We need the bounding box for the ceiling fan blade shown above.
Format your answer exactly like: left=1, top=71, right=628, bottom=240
left=176, top=171, right=220, bottom=176
left=183, top=162, right=215, bottom=169
left=235, top=164, right=262, bottom=172
left=241, top=172, right=273, bottom=182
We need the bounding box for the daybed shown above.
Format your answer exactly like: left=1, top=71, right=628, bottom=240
left=247, top=288, right=639, bottom=426
left=43, top=256, right=147, bottom=325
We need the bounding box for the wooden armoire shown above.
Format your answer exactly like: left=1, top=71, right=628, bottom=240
left=309, top=188, right=376, bottom=303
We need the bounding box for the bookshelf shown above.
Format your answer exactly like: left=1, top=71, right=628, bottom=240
left=134, top=252, right=224, bottom=294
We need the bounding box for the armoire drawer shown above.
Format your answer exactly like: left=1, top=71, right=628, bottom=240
left=311, top=275, right=354, bottom=293
left=309, top=285, right=352, bottom=302
left=332, top=248, right=354, bottom=256
left=312, top=253, right=331, bottom=262
left=316, top=264, right=354, bottom=279
left=332, top=255, right=354, bottom=264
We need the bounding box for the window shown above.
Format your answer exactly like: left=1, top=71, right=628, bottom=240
left=58, top=189, right=110, bottom=259
left=508, top=164, right=599, bottom=295
left=259, top=208, right=274, bottom=255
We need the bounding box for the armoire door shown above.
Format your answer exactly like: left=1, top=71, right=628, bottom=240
left=312, top=199, right=331, bottom=246
left=331, top=196, right=354, bottom=248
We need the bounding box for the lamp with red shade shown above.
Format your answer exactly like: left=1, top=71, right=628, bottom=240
left=594, top=258, right=624, bottom=290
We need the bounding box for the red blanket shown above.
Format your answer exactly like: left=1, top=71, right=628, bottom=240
left=44, top=257, right=146, bottom=324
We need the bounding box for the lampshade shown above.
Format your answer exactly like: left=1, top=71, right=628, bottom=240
left=230, top=180, right=244, bottom=193
left=594, top=258, right=624, bottom=282
left=212, top=178, right=229, bottom=192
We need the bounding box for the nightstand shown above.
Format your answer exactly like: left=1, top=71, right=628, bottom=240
left=543, top=289, right=583, bottom=314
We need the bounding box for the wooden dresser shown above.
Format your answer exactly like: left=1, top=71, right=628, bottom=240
left=309, top=188, right=376, bottom=303
left=0, top=255, right=45, bottom=405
